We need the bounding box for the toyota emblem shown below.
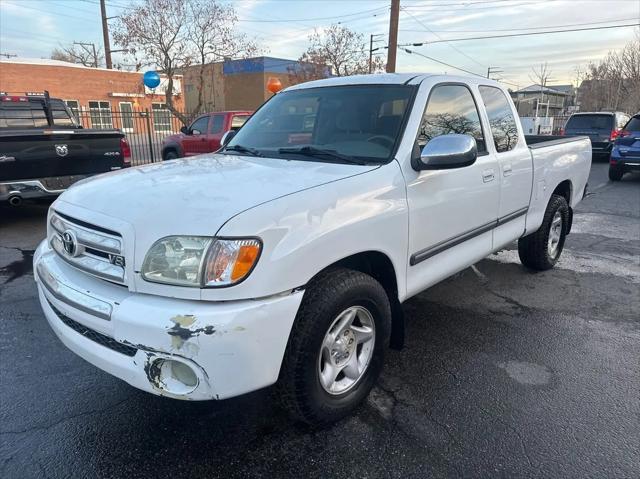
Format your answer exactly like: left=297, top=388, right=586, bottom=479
left=61, top=230, right=78, bottom=256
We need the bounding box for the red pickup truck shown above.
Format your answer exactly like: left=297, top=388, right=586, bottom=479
left=161, top=110, right=252, bottom=160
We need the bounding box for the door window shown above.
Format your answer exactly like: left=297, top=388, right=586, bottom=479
left=189, top=116, right=209, bottom=135
left=479, top=86, right=519, bottom=153
left=210, top=114, right=224, bottom=134
left=418, top=84, right=486, bottom=152
left=88, top=101, right=113, bottom=129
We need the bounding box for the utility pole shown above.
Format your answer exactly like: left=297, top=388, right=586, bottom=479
left=486, top=66, right=503, bottom=79
left=74, top=42, right=98, bottom=67
left=100, top=0, right=113, bottom=69
left=386, top=0, right=400, bottom=73
left=369, top=34, right=384, bottom=74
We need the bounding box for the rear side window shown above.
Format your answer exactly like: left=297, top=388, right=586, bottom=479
left=418, top=84, right=486, bottom=153
left=478, top=86, right=519, bottom=152
left=0, top=102, right=48, bottom=128
left=624, top=116, right=640, bottom=131
left=210, top=114, right=224, bottom=133
left=565, top=114, right=613, bottom=130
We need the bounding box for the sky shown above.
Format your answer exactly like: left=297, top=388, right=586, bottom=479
left=0, top=0, right=639, bottom=89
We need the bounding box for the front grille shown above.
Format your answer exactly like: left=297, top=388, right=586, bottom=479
left=48, top=300, right=138, bottom=357
left=50, top=211, right=126, bottom=284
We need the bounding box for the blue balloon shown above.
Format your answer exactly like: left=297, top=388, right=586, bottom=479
left=143, top=71, right=161, bottom=89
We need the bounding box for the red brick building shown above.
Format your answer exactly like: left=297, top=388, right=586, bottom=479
left=0, top=58, right=184, bottom=133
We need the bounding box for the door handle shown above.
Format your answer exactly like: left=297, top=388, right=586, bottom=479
left=482, top=169, right=495, bottom=183
left=503, top=163, right=513, bottom=177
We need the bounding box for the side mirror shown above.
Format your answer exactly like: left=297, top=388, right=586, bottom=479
left=180, top=126, right=190, bottom=135
left=413, top=134, right=478, bottom=170
left=220, top=130, right=237, bottom=148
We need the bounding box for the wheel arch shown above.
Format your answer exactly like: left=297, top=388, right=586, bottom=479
left=311, top=250, right=405, bottom=350
left=162, top=143, right=182, bottom=160
left=552, top=179, right=573, bottom=233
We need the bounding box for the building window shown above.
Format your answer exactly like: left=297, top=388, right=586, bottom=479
left=152, top=102, right=172, bottom=132
left=88, top=101, right=113, bottom=129
left=64, top=100, right=80, bottom=122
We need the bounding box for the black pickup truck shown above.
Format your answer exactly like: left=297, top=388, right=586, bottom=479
left=0, top=92, right=130, bottom=205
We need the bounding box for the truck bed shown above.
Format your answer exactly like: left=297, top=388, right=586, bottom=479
left=525, top=135, right=589, bottom=148
left=0, top=128, right=126, bottom=182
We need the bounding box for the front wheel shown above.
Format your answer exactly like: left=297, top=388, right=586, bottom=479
left=278, top=268, right=391, bottom=425
left=518, top=194, right=569, bottom=271
left=163, top=150, right=179, bottom=161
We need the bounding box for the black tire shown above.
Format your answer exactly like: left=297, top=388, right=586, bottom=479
left=163, top=150, right=179, bottom=161
left=278, top=267, right=391, bottom=425
left=518, top=194, right=569, bottom=271
left=608, top=167, right=624, bottom=181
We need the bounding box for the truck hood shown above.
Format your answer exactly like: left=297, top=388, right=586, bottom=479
left=57, top=153, right=378, bottom=238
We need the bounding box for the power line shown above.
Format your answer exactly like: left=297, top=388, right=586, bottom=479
left=400, top=47, right=484, bottom=77
left=400, top=7, right=485, bottom=70
left=401, top=23, right=640, bottom=45
left=398, top=17, right=633, bottom=34
left=2, top=0, right=95, bottom=21
left=238, top=6, right=389, bottom=23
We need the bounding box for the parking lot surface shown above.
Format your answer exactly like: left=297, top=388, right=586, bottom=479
left=1, top=162, right=638, bottom=478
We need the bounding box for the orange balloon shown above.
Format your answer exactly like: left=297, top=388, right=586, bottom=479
left=266, top=77, right=283, bottom=94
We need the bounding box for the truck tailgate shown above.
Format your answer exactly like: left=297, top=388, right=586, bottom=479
left=0, top=129, right=125, bottom=182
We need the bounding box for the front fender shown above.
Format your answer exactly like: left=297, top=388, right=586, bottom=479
left=202, top=162, right=409, bottom=302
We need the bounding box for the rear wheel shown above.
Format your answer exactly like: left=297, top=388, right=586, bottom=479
left=518, top=194, right=569, bottom=271
left=608, top=166, right=624, bottom=181
left=278, top=268, right=391, bottom=425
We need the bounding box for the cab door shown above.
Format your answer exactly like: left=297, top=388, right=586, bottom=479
left=477, top=85, right=533, bottom=249
left=404, top=82, right=500, bottom=298
left=182, top=115, right=210, bottom=156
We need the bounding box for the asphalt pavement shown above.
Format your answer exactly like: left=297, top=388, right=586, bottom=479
left=1, top=161, right=638, bottom=478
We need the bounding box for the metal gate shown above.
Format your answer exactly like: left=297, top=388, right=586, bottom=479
left=76, top=107, right=187, bottom=165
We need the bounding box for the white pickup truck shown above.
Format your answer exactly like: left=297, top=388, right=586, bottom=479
left=34, top=74, right=591, bottom=424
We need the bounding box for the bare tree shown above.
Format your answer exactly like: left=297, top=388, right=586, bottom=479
left=578, top=33, right=640, bottom=113
left=529, top=62, right=552, bottom=89
left=51, top=43, right=103, bottom=67
left=296, top=24, right=385, bottom=79
left=112, top=0, right=258, bottom=124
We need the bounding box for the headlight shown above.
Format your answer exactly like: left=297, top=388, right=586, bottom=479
left=141, top=236, right=261, bottom=287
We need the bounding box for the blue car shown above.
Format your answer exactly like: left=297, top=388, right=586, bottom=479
left=610, top=113, right=640, bottom=181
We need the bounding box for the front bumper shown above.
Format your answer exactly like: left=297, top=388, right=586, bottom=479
left=34, top=240, right=304, bottom=400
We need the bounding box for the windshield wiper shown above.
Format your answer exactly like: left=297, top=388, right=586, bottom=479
left=224, top=144, right=263, bottom=157
left=277, top=146, right=367, bottom=165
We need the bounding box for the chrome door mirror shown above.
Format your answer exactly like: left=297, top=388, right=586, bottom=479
left=220, top=130, right=237, bottom=147
left=413, top=134, right=478, bottom=170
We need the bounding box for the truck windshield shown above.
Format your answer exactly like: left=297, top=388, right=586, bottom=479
left=224, top=85, right=416, bottom=164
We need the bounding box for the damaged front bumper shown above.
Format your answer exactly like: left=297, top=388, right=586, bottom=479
left=34, top=240, right=304, bottom=400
